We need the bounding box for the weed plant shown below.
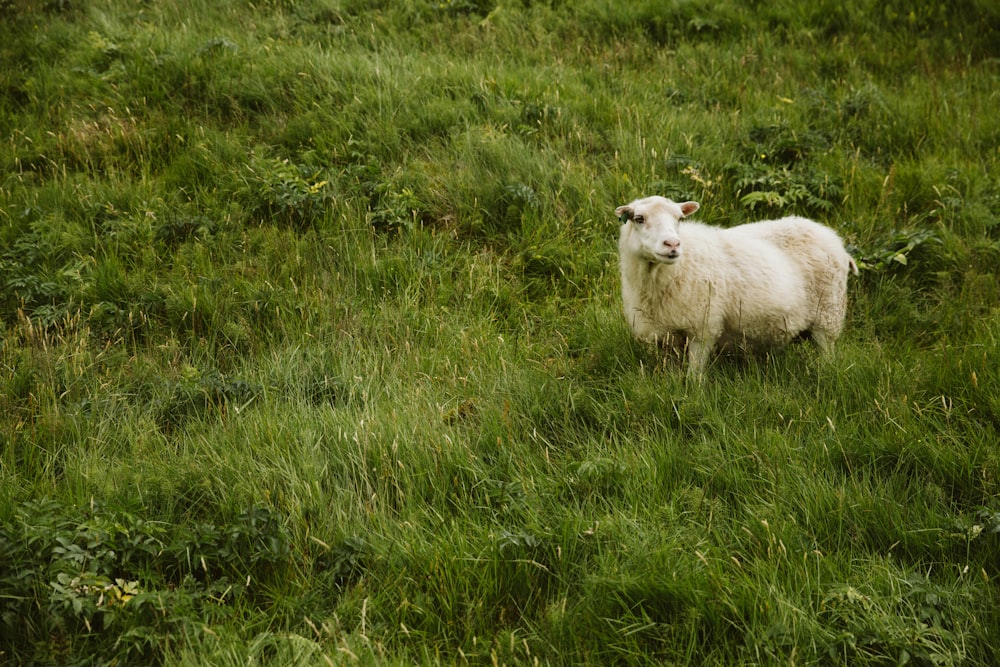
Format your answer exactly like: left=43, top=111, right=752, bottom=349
left=2, top=0, right=1000, bottom=664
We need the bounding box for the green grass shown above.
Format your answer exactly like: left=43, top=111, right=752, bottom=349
left=3, top=0, right=1000, bottom=664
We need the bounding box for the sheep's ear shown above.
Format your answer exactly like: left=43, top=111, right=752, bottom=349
left=679, top=201, right=700, bottom=217
left=615, top=205, right=633, bottom=222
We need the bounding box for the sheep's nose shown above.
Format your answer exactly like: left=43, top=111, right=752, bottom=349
left=662, top=238, right=680, bottom=250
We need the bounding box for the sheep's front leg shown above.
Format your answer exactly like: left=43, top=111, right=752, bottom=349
left=810, top=318, right=843, bottom=358
left=811, top=329, right=835, bottom=356
left=685, top=337, right=713, bottom=379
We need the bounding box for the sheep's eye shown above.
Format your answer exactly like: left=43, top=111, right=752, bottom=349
left=633, top=215, right=645, bottom=224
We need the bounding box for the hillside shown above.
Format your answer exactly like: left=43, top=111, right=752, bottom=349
left=2, top=1, right=1000, bottom=664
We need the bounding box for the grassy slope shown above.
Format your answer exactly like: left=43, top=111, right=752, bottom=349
left=2, top=0, right=1000, bottom=664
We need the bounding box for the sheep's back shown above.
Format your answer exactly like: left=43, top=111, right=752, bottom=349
left=735, top=217, right=851, bottom=274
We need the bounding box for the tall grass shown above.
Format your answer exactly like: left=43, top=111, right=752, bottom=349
left=2, top=0, right=1000, bottom=664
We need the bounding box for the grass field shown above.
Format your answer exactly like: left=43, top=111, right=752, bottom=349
left=2, top=0, right=1000, bottom=664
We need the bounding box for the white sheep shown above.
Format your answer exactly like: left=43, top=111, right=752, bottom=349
left=616, top=195, right=858, bottom=377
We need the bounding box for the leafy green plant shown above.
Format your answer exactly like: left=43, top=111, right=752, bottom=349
left=370, top=183, right=426, bottom=232
left=240, top=157, right=334, bottom=230
left=820, top=574, right=974, bottom=666
left=0, top=229, right=71, bottom=325
left=0, top=500, right=293, bottom=664
left=728, top=161, right=843, bottom=215
left=851, top=228, right=938, bottom=272
left=725, top=123, right=843, bottom=216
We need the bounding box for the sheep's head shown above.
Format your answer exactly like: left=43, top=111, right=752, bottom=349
left=616, top=196, right=700, bottom=265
